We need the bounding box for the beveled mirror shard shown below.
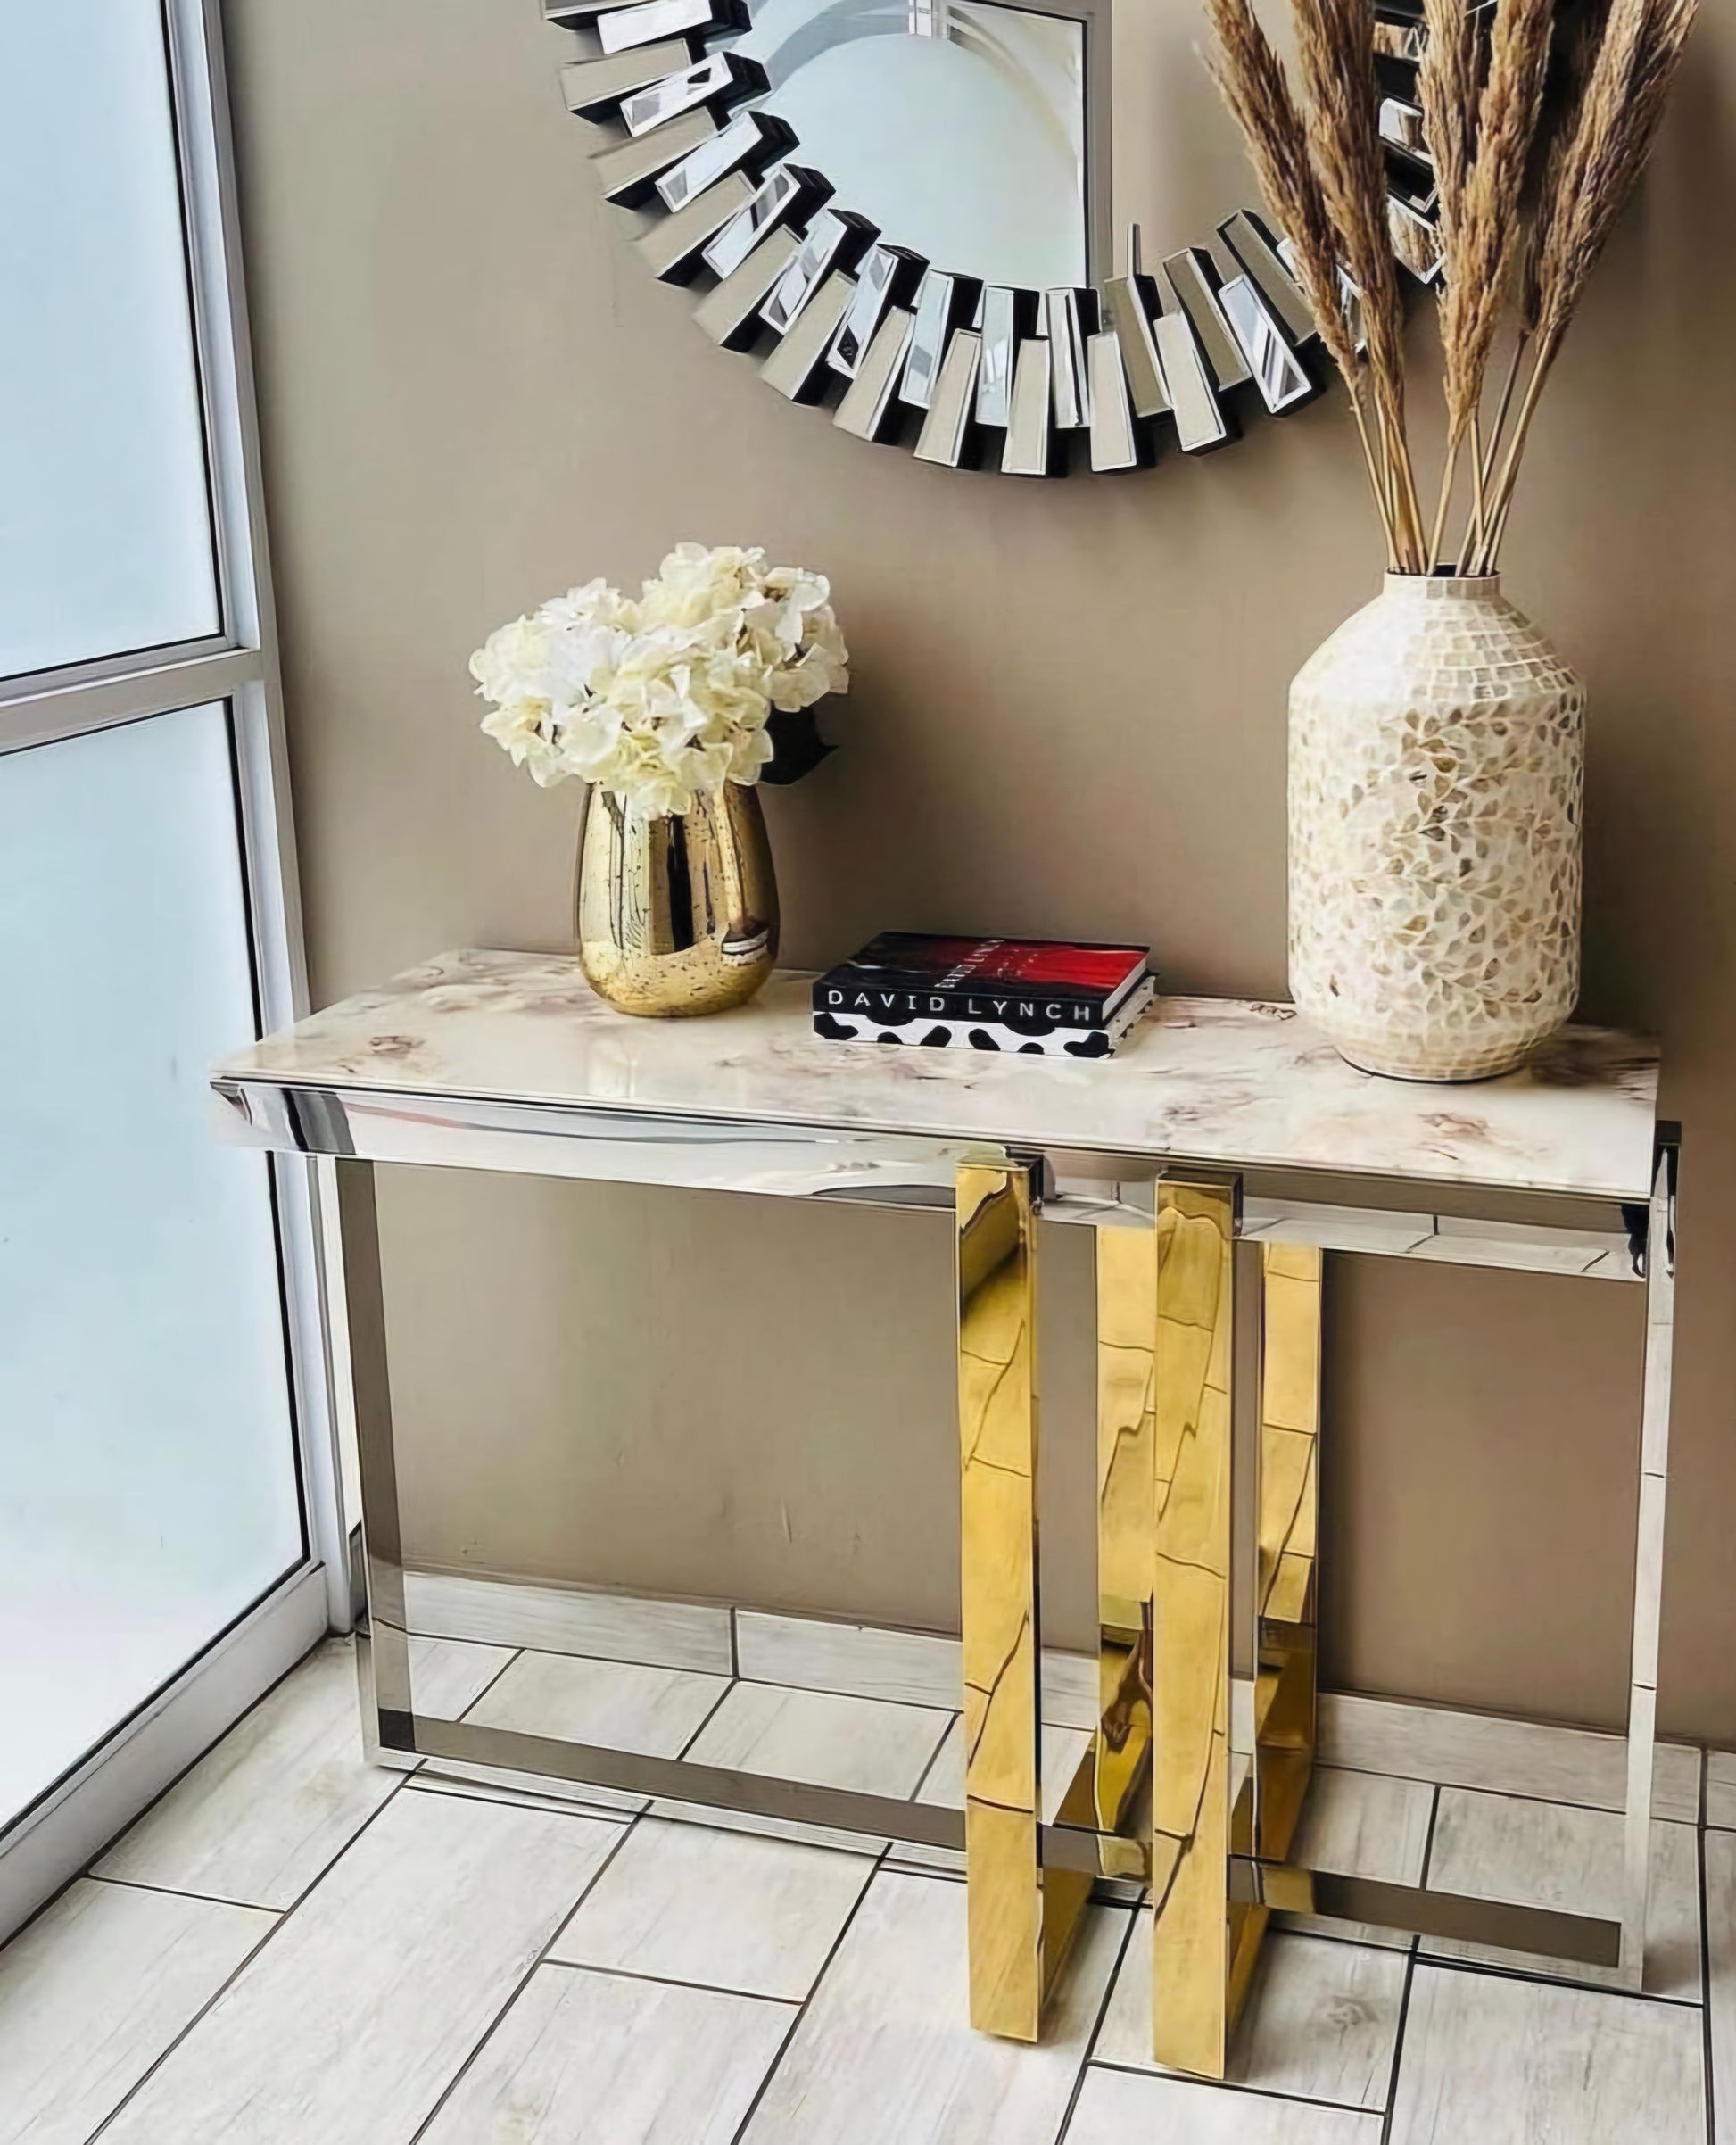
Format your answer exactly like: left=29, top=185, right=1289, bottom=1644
left=656, top=110, right=792, bottom=212
left=833, top=306, right=916, bottom=441
left=635, top=170, right=758, bottom=279
left=913, top=329, right=982, bottom=466
left=547, top=0, right=649, bottom=19
left=1278, top=236, right=1369, bottom=354
left=829, top=244, right=928, bottom=378
left=701, top=163, right=831, bottom=279
left=561, top=40, right=699, bottom=116
left=1153, top=311, right=1232, bottom=451
left=1375, top=42, right=1425, bottom=94
left=1001, top=339, right=1057, bottom=476
left=1219, top=276, right=1315, bottom=413
left=761, top=270, right=856, bottom=399
left=899, top=269, right=983, bottom=411
left=589, top=106, right=718, bottom=204
left=618, top=51, right=766, bottom=136
left=1086, top=329, right=1146, bottom=471
left=762, top=207, right=877, bottom=334
left=694, top=224, right=802, bottom=344
left=1337, top=264, right=1368, bottom=351
left=1161, top=249, right=1252, bottom=394
left=975, top=287, right=1039, bottom=428
left=598, top=0, right=746, bottom=53
left=1218, top=211, right=1315, bottom=347
left=1374, top=17, right=1428, bottom=62
left=1046, top=288, right=1096, bottom=430
left=1379, top=95, right=1428, bottom=160
left=1100, top=272, right=1170, bottom=418
left=1385, top=155, right=1438, bottom=220
left=1389, top=196, right=1444, bottom=284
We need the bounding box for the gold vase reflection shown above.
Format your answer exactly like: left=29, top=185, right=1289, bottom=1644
left=575, top=782, right=780, bottom=1016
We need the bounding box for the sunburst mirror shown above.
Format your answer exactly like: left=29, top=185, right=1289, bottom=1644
left=547, top=0, right=1439, bottom=477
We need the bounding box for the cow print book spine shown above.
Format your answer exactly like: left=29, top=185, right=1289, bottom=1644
left=814, top=978, right=1156, bottom=1057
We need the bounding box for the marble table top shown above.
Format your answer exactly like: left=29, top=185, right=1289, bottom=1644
left=214, top=948, right=1662, bottom=1202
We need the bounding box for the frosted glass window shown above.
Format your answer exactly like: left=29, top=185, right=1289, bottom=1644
left=0, top=704, right=302, bottom=1824
left=0, top=2, right=220, bottom=677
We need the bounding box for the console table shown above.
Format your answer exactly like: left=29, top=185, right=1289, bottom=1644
left=212, top=948, right=1673, bottom=2079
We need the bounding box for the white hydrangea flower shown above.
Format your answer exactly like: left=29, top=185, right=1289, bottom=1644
left=469, top=545, right=848, bottom=818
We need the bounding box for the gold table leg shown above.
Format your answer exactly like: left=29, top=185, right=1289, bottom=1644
left=1149, top=1194, right=1324, bottom=2077
left=1094, top=1226, right=1157, bottom=1876
left=1151, top=1176, right=1238, bottom=2076
left=1255, top=1244, right=1321, bottom=1867
left=959, top=1159, right=1051, bottom=2040
left=959, top=1170, right=1323, bottom=2063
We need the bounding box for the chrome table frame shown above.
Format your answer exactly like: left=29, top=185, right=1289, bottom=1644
left=216, top=1071, right=1678, bottom=2080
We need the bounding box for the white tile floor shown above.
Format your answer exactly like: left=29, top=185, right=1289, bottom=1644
left=2, top=1634, right=1729, bottom=2145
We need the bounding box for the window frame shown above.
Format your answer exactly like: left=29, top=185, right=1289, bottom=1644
left=0, top=0, right=344, bottom=1940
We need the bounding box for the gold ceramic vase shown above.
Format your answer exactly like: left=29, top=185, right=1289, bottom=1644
left=575, top=782, right=780, bottom=1015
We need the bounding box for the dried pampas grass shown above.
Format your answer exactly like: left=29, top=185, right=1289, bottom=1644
left=1425, top=0, right=1554, bottom=563
left=1203, top=0, right=1400, bottom=561
left=1472, top=0, right=1699, bottom=565
left=1294, top=0, right=1426, bottom=565
left=1202, top=0, right=1699, bottom=575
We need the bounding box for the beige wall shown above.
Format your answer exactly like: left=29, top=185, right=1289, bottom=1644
left=224, top=0, right=1736, bottom=1743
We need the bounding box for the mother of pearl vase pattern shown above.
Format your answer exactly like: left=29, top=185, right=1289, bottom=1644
left=1288, top=574, right=1584, bottom=1082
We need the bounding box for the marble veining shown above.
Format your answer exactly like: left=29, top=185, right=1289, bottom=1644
left=214, top=948, right=1660, bottom=1201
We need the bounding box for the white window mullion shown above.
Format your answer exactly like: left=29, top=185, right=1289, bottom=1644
left=0, top=646, right=265, bottom=755
left=164, top=0, right=345, bottom=1624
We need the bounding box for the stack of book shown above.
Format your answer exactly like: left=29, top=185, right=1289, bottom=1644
left=812, top=933, right=1154, bottom=1056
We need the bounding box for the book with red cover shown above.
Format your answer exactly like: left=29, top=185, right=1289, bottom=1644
left=814, top=932, right=1152, bottom=1036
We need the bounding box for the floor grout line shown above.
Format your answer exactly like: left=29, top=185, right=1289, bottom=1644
left=0, top=1629, right=338, bottom=1965
left=728, top=1672, right=963, bottom=1718
left=643, top=1800, right=887, bottom=1859
left=404, top=1811, right=641, bottom=2145
left=450, top=1644, right=525, bottom=1725
left=724, top=1843, right=893, bottom=2145
left=1085, top=2057, right=1384, bottom=2121
left=1387, top=1778, right=1707, bottom=2010
left=673, top=1676, right=744, bottom=1762
left=913, top=1706, right=960, bottom=1795
left=1413, top=1945, right=1705, bottom=2008
left=1378, top=1950, right=1418, bottom=2145
left=1313, top=1753, right=1699, bottom=1827
left=1376, top=1780, right=1437, bottom=2145
left=539, top=1955, right=802, bottom=2007
left=84, top=1872, right=284, bottom=1918
left=77, top=1633, right=537, bottom=2135
left=1422, top=1774, right=1699, bottom=1829
left=1055, top=1903, right=1139, bottom=2143
left=85, top=1760, right=419, bottom=2142
left=1410, top=1951, right=1706, bottom=2009
left=908, top=1710, right=962, bottom=1804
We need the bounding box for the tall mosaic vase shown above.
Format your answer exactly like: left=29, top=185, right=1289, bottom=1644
left=1288, top=574, right=1584, bottom=1081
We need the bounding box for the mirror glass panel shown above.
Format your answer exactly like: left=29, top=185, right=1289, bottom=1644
left=735, top=0, right=1090, bottom=288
